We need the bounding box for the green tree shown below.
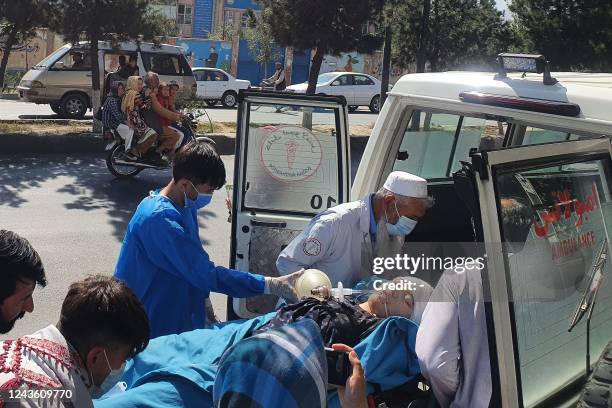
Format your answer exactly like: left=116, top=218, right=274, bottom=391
left=509, top=0, right=612, bottom=71
left=49, top=0, right=167, bottom=130
left=257, top=0, right=384, bottom=94
left=0, top=0, right=54, bottom=89
left=208, top=23, right=243, bottom=41
left=244, top=9, right=281, bottom=78
left=388, top=0, right=511, bottom=73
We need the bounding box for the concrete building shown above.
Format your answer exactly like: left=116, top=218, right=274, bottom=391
left=151, top=1, right=196, bottom=38
left=2, top=29, right=63, bottom=72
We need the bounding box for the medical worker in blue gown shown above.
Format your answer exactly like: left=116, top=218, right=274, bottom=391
left=114, top=142, right=303, bottom=338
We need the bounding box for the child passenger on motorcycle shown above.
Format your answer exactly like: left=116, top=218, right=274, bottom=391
left=122, top=76, right=160, bottom=162
left=157, top=83, right=185, bottom=149
left=167, top=82, right=194, bottom=148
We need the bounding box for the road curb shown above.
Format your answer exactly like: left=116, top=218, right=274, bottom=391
left=0, top=132, right=369, bottom=156
left=0, top=133, right=106, bottom=154
left=0, top=119, right=92, bottom=125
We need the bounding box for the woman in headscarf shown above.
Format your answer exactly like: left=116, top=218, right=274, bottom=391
left=121, top=76, right=160, bottom=162
left=102, top=82, right=135, bottom=150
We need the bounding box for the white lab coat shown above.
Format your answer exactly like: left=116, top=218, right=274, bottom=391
left=415, top=267, right=492, bottom=408
left=276, top=195, right=375, bottom=287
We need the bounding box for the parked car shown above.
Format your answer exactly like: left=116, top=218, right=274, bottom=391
left=18, top=41, right=195, bottom=119
left=192, top=67, right=250, bottom=108
left=286, top=72, right=386, bottom=113
left=227, top=54, right=612, bottom=407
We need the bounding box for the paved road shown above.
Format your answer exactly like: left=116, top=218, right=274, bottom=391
left=0, top=145, right=364, bottom=340
left=0, top=153, right=235, bottom=340
left=0, top=99, right=379, bottom=126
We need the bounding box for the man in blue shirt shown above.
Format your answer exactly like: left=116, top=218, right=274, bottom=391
left=115, top=142, right=303, bottom=338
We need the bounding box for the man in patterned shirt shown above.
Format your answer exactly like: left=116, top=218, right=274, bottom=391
left=0, top=276, right=149, bottom=407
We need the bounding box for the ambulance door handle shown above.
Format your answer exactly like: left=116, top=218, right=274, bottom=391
left=250, top=219, right=287, bottom=228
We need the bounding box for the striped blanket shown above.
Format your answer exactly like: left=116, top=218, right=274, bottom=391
left=213, top=319, right=327, bottom=408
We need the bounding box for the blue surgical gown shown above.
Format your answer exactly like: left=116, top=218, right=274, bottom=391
left=115, top=190, right=265, bottom=338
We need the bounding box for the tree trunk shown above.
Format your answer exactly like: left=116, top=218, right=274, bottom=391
left=306, top=45, right=326, bottom=95
left=380, top=26, right=392, bottom=107
left=0, top=26, right=19, bottom=90
left=409, top=0, right=431, bottom=131
left=303, top=45, right=326, bottom=130
left=90, top=38, right=102, bottom=132
left=429, top=0, right=439, bottom=72
left=415, top=0, right=431, bottom=74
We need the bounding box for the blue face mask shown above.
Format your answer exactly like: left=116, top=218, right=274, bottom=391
left=185, top=181, right=213, bottom=210
left=89, top=350, right=126, bottom=399
left=386, top=200, right=418, bottom=236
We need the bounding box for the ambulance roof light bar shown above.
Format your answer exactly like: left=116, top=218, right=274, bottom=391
left=459, top=91, right=581, bottom=117
left=495, top=53, right=558, bottom=86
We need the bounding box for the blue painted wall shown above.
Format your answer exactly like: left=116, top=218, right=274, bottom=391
left=177, top=40, right=233, bottom=71
left=224, top=0, right=261, bottom=10
left=193, top=0, right=214, bottom=38
left=237, top=40, right=285, bottom=85
left=291, top=50, right=311, bottom=84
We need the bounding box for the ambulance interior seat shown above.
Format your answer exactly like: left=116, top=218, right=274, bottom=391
left=404, top=181, right=476, bottom=244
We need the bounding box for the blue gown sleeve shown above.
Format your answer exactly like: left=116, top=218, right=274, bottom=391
left=140, top=209, right=265, bottom=297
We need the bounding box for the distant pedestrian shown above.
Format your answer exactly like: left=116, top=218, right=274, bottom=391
left=206, top=47, right=218, bottom=68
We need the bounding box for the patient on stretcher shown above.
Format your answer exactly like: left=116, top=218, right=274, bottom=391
left=94, top=277, right=433, bottom=408
left=259, top=276, right=433, bottom=347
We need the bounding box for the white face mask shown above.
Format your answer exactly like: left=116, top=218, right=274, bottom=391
left=89, top=350, right=126, bottom=399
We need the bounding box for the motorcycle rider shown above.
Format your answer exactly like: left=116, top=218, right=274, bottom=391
left=262, top=62, right=286, bottom=91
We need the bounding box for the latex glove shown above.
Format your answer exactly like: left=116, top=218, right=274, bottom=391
left=205, top=297, right=219, bottom=325
left=264, top=269, right=305, bottom=304
left=332, top=344, right=368, bottom=408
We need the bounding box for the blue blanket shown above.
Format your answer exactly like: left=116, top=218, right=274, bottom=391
left=95, top=313, right=275, bottom=408
left=327, top=316, right=421, bottom=408
left=94, top=315, right=419, bottom=408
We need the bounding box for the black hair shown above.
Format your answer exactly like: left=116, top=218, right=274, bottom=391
left=0, top=230, right=46, bottom=303
left=110, top=82, right=124, bottom=97
left=58, top=275, right=149, bottom=359
left=129, top=54, right=138, bottom=63
left=118, top=55, right=126, bottom=65
left=172, top=142, right=226, bottom=189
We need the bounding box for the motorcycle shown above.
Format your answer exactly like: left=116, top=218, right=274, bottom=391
left=105, top=110, right=215, bottom=179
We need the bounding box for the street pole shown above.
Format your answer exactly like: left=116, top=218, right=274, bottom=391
left=380, top=25, right=392, bottom=107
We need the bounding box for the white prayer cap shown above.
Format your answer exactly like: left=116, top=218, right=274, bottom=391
left=383, top=171, right=428, bottom=199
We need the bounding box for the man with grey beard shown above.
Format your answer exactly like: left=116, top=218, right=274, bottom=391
left=277, top=171, right=435, bottom=287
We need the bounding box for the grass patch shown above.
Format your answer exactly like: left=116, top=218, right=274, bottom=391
left=0, top=122, right=92, bottom=134
left=196, top=121, right=374, bottom=137
left=198, top=121, right=237, bottom=134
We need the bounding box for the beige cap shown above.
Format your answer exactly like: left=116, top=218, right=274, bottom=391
left=383, top=171, right=428, bottom=198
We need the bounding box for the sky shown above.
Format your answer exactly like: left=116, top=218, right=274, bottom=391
left=496, top=0, right=510, bottom=15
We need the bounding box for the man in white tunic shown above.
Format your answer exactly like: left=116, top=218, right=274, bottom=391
left=276, top=171, right=435, bottom=287
left=0, top=276, right=149, bottom=408
left=415, top=267, right=491, bottom=408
